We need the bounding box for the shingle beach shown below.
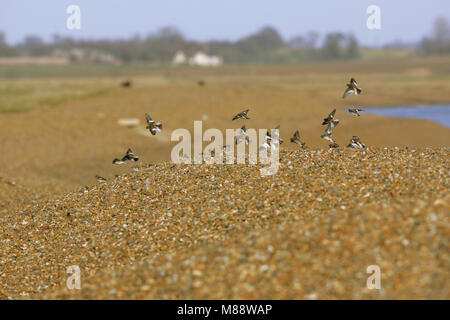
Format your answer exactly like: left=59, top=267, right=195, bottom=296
left=1, top=148, right=448, bottom=299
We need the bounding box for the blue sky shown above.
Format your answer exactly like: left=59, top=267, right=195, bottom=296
left=1, top=0, right=449, bottom=46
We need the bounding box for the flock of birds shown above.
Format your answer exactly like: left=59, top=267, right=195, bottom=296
left=227, top=77, right=366, bottom=150
left=318, top=78, right=366, bottom=149
left=98, top=77, right=366, bottom=182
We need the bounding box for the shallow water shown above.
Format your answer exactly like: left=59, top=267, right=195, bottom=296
left=366, top=105, right=450, bottom=128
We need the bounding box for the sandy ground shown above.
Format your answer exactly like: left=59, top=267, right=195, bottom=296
left=0, top=79, right=449, bottom=198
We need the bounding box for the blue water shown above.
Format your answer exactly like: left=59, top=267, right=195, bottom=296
left=366, top=105, right=450, bottom=128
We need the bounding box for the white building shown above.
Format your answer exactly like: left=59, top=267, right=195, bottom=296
left=172, top=51, right=187, bottom=65
left=188, top=52, right=223, bottom=67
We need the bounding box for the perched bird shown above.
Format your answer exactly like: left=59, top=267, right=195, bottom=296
left=347, top=107, right=365, bottom=116
left=235, top=125, right=249, bottom=145
left=145, top=113, right=163, bottom=135
left=112, top=148, right=139, bottom=164
left=343, top=78, right=362, bottom=99
left=232, top=109, right=250, bottom=120
left=322, top=109, right=337, bottom=125
left=95, top=175, right=107, bottom=183
left=347, top=136, right=366, bottom=149
left=121, top=80, right=132, bottom=87
left=290, top=130, right=306, bottom=148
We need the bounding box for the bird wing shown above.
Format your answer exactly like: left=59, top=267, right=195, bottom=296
left=343, top=89, right=353, bottom=99
left=145, top=113, right=153, bottom=124
left=329, top=109, right=336, bottom=118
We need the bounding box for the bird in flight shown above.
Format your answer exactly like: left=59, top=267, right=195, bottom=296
left=290, top=130, right=306, bottom=148
left=321, top=128, right=339, bottom=148
left=322, top=109, right=340, bottom=137
left=145, top=113, right=163, bottom=135
left=329, top=142, right=340, bottom=148
left=235, top=125, right=249, bottom=145
left=232, top=109, right=250, bottom=120
left=343, top=78, right=362, bottom=99
left=322, top=109, right=337, bottom=125
left=321, top=132, right=335, bottom=143
left=347, top=107, right=365, bottom=116
left=347, top=136, right=366, bottom=149
left=95, top=175, right=107, bottom=183
left=265, top=125, right=284, bottom=145
left=112, top=148, right=139, bottom=164
left=260, top=125, right=283, bottom=151
left=324, top=119, right=340, bottom=135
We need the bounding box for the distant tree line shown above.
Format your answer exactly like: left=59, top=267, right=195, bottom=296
left=0, top=26, right=361, bottom=64
left=0, top=17, right=449, bottom=64
left=419, top=17, right=450, bottom=55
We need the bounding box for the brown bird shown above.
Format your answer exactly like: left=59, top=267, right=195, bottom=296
left=235, top=125, right=249, bottom=145
left=95, top=175, right=107, bottom=183
left=322, top=109, right=337, bottom=125
left=145, top=113, right=163, bottom=135
left=347, top=107, right=365, bottom=116
left=113, top=148, right=139, bottom=164
left=232, top=109, right=250, bottom=120
left=329, top=142, right=339, bottom=148
left=347, top=136, right=366, bottom=149
left=266, top=125, right=284, bottom=145
left=343, top=78, right=362, bottom=99
left=290, top=130, right=306, bottom=148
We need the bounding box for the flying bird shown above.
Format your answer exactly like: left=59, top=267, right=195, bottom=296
left=321, top=132, right=335, bottom=143
left=112, top=148, right=139, bottom=164
left=324, top=119, right=340, bottom=135
left=265, top=125, right=284, bottom=146
left=232, top=109, right=250, bottom=120
left=347, top=136, right=366, bottom=149
left=145, top=113, right=163, bottom=135
left=290, top=130, right=306, bottom=148
left=235, top=125, right=249, bottom=145
left=322, top=109, right=337, bottom=125
left=95, top=175, right=107, bottom=183
left=347, top=107, right=365, bottom=116
left=329, top=142, right=339, bottom=148
left=343, top=78, right=362, bottom=99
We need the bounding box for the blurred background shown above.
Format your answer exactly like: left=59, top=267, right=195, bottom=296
left=0, top=0, right=449, bottom=199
